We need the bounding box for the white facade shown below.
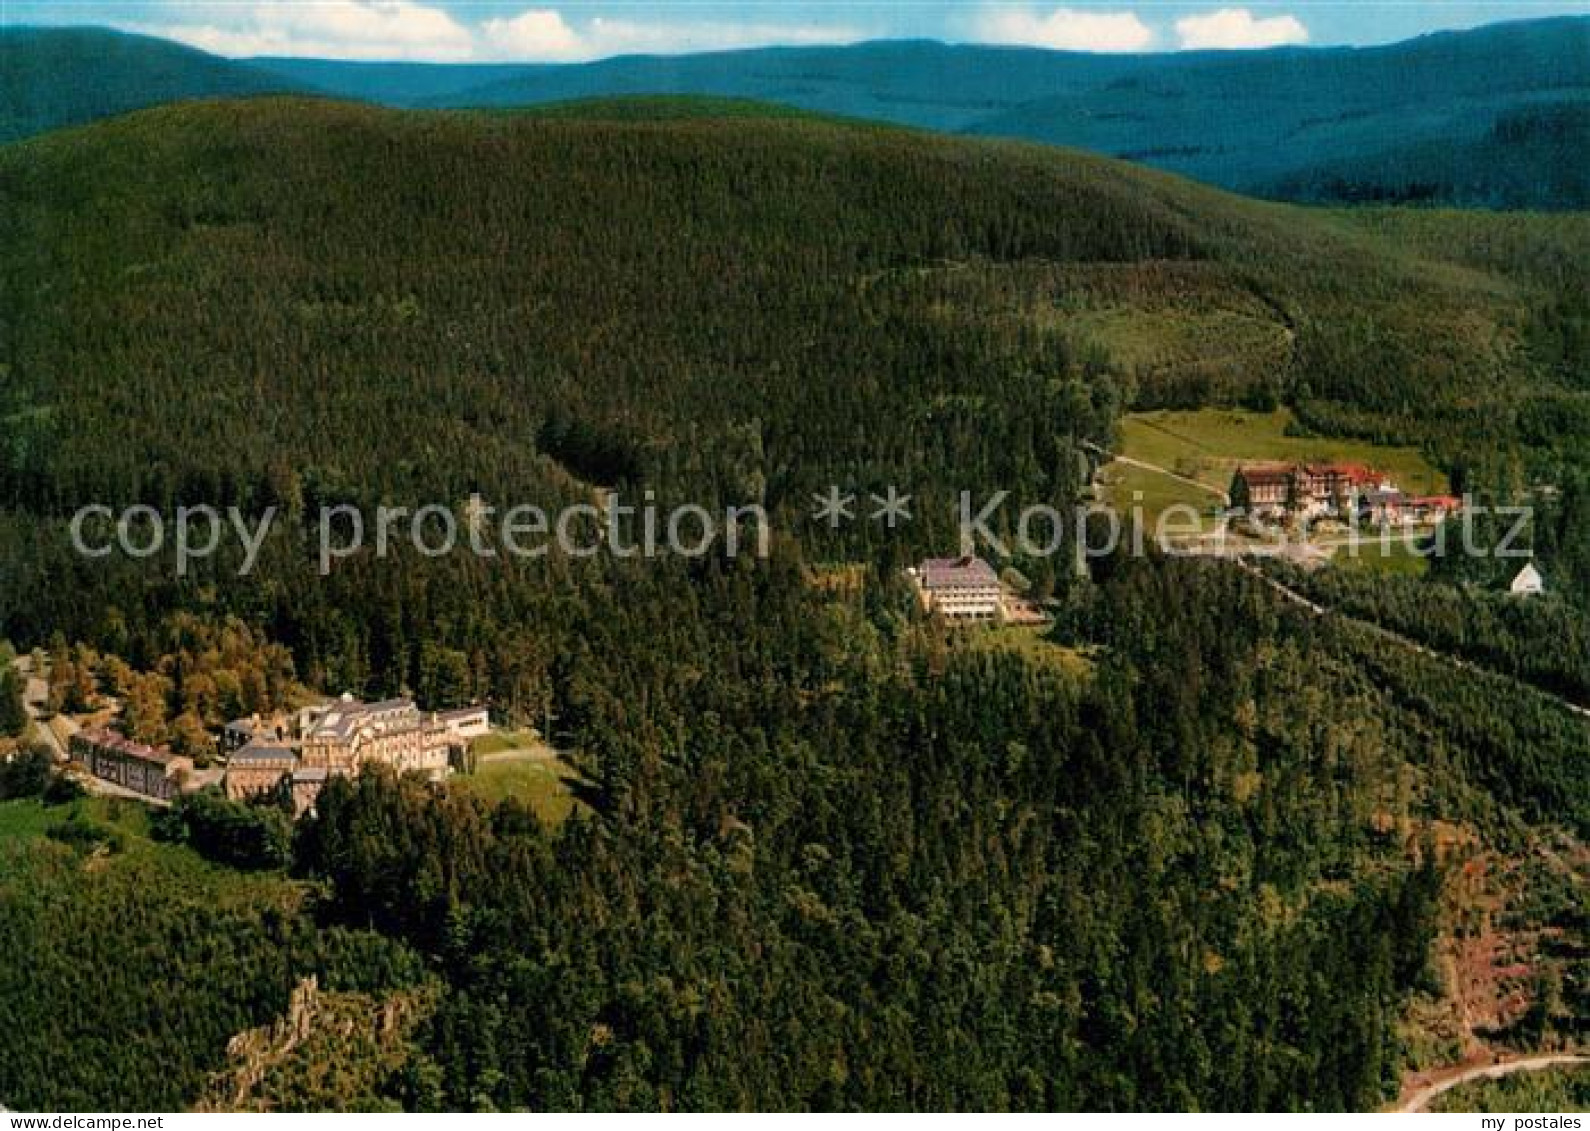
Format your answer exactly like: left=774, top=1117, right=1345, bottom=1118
left=440, top=706, right=491, bottom=739
left=913, top=557, right=1003, bottom=622
left=927, top=584, right=1001, bottom=620
left=1509, top=563, right=1545, bottom=596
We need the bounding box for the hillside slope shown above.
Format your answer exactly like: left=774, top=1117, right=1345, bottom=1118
left=0, top=97, right=1579, bottom=548
left=0, top=97, right=1586, bottom=1114
left=963, top=17, right=1590, bottom=207
left=1, top=95, right=1585, bottom=677
left=356, top=17, right=1590, bottom=208
left=0, top=27, right=301, bottom=143
left=2, top=19, right=1585, bottom=208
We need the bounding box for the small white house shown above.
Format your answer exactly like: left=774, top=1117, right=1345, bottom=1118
left=1509, top=562, right=1545, bottom=597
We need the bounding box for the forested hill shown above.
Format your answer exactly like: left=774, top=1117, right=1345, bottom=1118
left=959, top=16, right=1590, bottom=209
left=409, top=16, right=1590, bottom=208
left=0, top=27, right=298, bottom=144
left=0, top=97, right=1587, bottom=1113
left=1, top=94, right=1581, bottom=588
left=3, top=17, right=1587, bottom=208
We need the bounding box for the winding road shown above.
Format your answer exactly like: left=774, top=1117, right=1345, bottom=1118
left=1100, top=450, right=1232, bottom=505
left=12, top=656, right=69, bottom=762
left=1397, top=1053, right=1588, bottom=1113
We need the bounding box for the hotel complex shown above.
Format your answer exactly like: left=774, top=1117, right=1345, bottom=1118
left=227, top=696, right=487, bottom=813
left=1230, top=462, right=1459, bottom=525
left=69, top=696, right=488, bottom=813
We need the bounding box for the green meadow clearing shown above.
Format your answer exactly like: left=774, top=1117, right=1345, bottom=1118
left=1100, top=408, right=1449, bottom=531
left=1331, top=533, right=1434, bottom=576
left=468, top=728, right=542, bottom=757
left=0, top=793, right=151, bottom=846
left=452, top=746, right=591, bottom=825
left=1118, top=408, right=1447, bottom=496
left=1097, top=460, right=1223, bottom=531
left=0, top=797, right=60, bottom=842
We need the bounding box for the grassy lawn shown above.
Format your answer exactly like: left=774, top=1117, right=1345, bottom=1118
left=0, top=794, right=156, bottom=842
left=470, top=728, right=542, bottom=757
left=1332, top=535, right=1433, bottom=576
left=1097, top=460, right=1223, bottom=532
left=453, top=751, right=591, bottom=825
left=0, top=793, right=288, bottom=891
left=1117, top=408, right=1447, bottom=496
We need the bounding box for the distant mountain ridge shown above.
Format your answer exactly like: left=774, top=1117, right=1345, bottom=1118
left=2, top=18, right=1586, bottom=208
left=958, top=17, right=1590, bottom=207
left=0, top=26, right=294, bottom=143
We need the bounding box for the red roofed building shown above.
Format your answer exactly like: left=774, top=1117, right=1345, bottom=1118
left=1299, top=462, right=1384, bottom=503
left=69, top=728, right=196, bottom=802
left=1232, top=461, right=1395, bottom=520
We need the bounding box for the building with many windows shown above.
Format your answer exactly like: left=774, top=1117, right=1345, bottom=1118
left=1231, top=461, right=1395, bottom=521
left=911, top=556, right=1003, bottom=622
left=224, top=695, right=481, bottom=814
left=69, top=729, right=197, bottom=802
left=223, top=741, right=300, bottom=804
left=1228, top=462, right=1294, bottom=517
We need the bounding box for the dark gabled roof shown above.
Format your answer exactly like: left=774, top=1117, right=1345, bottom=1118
left=1234, top=462, right=1292, bottom=487
left=304, top=696, right=420, bottom=741
left=75, top=727, right=175, bottom=765
left=230, top=741, right=298, bottom=766
left=918, top=556, right=998, bottom=589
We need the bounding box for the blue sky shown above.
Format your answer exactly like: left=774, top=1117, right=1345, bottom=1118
left=4, top=1, right=1587, bottom=60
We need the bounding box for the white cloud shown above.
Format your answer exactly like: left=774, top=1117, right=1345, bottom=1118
left=136, top=2, right=861, bottom=63
left=144, top=0, right=475, bottom=60
left=590, top=17, right=861, bottom=55
left=973, top=7, right=1155, bottom=53
left=478, top=12, right=863, bottom=62
left=1175, top=8, right=1308, bottom=49
left=479, top=9, right=584, bottom=60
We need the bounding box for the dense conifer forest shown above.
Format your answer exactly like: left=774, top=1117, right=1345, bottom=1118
left=0, top=99, right=1586, bottom=1110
